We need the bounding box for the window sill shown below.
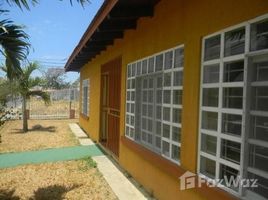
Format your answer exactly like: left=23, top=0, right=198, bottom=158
left=80, top=113, right=89, bottom=120
left=121, top=136, right=237, bottom=200
left=121, top=136, right=185, bottom=178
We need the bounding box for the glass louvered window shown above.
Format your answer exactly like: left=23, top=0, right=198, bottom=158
left=125, top=45, right=184, bottom=164
left=82, top=79, right=89, bottom=116
left=199, top=15, right=268, bottom=199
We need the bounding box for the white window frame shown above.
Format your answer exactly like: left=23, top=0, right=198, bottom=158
left=125, top=45, right=184, bottom=165
left=82, top=79, right=90, bottom=116
left=198, top=13, right=268, bottom=199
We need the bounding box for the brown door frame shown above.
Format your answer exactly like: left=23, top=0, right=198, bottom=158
left=99, top=57, right=122, bottom=157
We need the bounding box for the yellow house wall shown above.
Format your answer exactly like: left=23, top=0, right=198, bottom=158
left=79, top=0, right=268, bottom=199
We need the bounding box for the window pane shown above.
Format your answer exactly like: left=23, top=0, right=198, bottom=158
left=202, top=88, right=219, bottom=107
left=202, top=111, right=218, bottom=131
left=131, top=91, right=135, bottom=101
left=148, top=90, right=153, bottom=103
left=249, top=144, right=268, bottom=173
left=224, top=60, right=244, bottom=82
left=222, top=113, right=242, bottom=137
left=201, top=134, right=217, bottom=156
left=251, top=59, right=268, bottom=82
left=163, top=107, right=170, bottom=121
left=173, top=71, right=183, bottom=86
left=131, top=79, right=135, bottom=89
left=142, top=59, right=148, bottom=74
left=131, top=63, right=136, bottom=77
left=223, top=87, right=243, bottom=109
left=127, top=103, right=131, bottom=113
left=172, top=126, right=181, bottom=143
left=127, top=65, right=131, bottom=77
left=224, top=27, right=245, bottom=56
left=247, top=172, right=268, bottom=199
left=200, top=156, right=216, bottom=179
left=156, top=122, right=162, bottom=136
left=164, top=51, right=173, bottom=69
left=130, top=128, right=134, bottom=138
left=250, top=19, right=268, bottom=51
left=163, top=90, right=171, bottom=104
left=204, top=35, right=221, bottom=61
left=221, top=139, right=241, bottom=164
left=203, top=64, right=220, bottom=83
left=173, top=90, right=183, bottom=105
left=156, top=106, right=162, bottom=120
left=148, top=57, right=154, bottom=73
left=127, top=91, right=131, bottom=101
left=172, top=145, right=180, bottom=161
left=164, top=72, right=172, bottom=87
left=148, top=78, right=154, bottom=89
left=142, top=79, right=148, bottom=89
left=219, top=164, right=239, bottom=192
left=156, top=90, right=162, bottom=104
left=251, top=87, right=268, bottom=111
left=126, top=126, right=130, bottom=136
left=162, top=140, right=170, bottom=157
left=174, top=48, right=184, bottom=68
left=148, top=133, right=153, bottom=144
left=142, top=131, right=147, bottom=141
left=136, top=62, right=142, bottom=75
left=250, top=116, right=268, bottom=142
left=156, top=136, right=161, bottom=149
left=127, top=80, right=131, bottom=89
left=163, top=123, right=170, bottom=139
left=142, top=104, right=147, bottom=116
left=142, top=90, right=147, bottom=102
left=142, top=117, right=147, bottom=130
left=148, top=105, right=153, bottom=118
left=148, top=119, right=153, bottom=132
left=156, top=76, right=162, bottom=88
left=156, top=54, right=163, bottom=72
left=173, top=108, right=182, bottom=124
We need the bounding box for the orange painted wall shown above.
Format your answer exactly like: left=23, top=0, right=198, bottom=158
left=79, top=0, right=268, bottom=199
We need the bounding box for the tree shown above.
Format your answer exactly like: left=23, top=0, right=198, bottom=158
left=1, top=62, right=50, bottom=132
left=0, top=16, right=30, bottom=80
left=0, top=0, right=89, bottom=80
left=41, top=68, right=70, bottom=89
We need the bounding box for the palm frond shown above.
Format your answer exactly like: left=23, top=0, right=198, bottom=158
left=0, top=19, right=29, bottom=79
left=23, top=61, right=39, bottom=80
left=28, top=76, right=42, bottom=88
left=5, top=0, right=38, bottom=10
left=27, top=90, right=50, bottom=105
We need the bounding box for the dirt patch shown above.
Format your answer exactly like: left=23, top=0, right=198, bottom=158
left=0, top=159, right=117, bottom=200
left=0, top=119, right=79, bottom=153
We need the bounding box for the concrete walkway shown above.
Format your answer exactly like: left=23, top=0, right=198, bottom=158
left=69, top=123, right=147, bottom=200
left=0, top=145, right=103, bottom=169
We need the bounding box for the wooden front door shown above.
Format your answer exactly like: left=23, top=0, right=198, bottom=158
left=100, top=58, right=121, bottom=157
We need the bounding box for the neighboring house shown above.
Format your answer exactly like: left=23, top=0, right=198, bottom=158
left=65, top=0, right=268, bottom=199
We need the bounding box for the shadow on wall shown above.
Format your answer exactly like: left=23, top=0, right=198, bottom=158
left=0, top=184, right=80, bottom=200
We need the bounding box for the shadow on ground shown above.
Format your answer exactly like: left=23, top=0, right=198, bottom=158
left=0, top=189, right=20, bottom=200
left=30, top=184, right=80, bottom=200
left=0, top=184, right=80, bottom=200
left=11, top=125, right=56, bottom=134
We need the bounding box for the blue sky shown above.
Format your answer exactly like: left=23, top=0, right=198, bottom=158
left=0, top=0, right=104, bottom=82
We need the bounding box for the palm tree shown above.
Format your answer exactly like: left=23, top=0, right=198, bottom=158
left=5, top=0, right=90, bottom=10
left=0, top=18, right=30, bottom=80
left=1, top=62, right=50, bottom=132
left=0, top=0, right=89, bottom=80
